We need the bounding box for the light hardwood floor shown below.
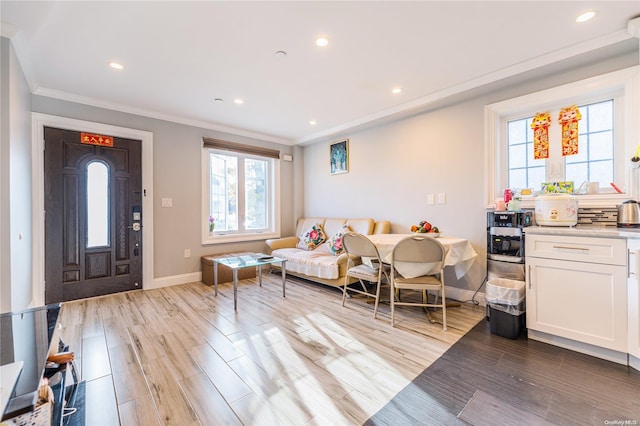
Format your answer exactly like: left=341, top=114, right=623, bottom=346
left=57, top=274, right=485, bottom=425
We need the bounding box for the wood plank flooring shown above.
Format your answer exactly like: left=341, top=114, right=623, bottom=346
left=56, top=274, right=485, bottom=425
left=366, top=319, right=640, bottom=426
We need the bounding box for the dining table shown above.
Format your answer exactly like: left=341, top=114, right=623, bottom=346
left=365, top=233, right=478, bottom=279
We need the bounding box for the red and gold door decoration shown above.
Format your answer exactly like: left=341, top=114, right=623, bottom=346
left=81, top=132, right=114, bottom=147
left=530, top=112, right=551, bottom=159
left=558, top=105, right=581, bottom=156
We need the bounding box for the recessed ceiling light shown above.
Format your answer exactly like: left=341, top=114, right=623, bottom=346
left=391, top=87, right=402, bottom=94
left=214, top=98, right=223, bottom=103
left=309, top=120, right=317, bottom=126
left=233, top=99, right=244, bottom=105
left=275, top=50, right=287, bottom=58
left=109, top=62, right=124, bottom=70
left=576, top=11, right=595, bottom=23
left=315, top=37, right=329, bottom=47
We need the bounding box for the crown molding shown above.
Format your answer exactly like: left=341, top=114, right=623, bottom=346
left=628, top=16, right=640, bottom=38
left=0, top=21, right=18, bottom=38
left=32, top=87, right=295, bottom=146
left=296, top=28, right=634, bottom=145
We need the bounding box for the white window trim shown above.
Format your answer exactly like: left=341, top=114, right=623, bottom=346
left=201, top=148, right=281, bottom=244
left=485, top=66, right=640, bottom=209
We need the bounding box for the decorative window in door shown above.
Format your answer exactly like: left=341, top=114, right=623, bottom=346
left=86, top=160, right=110, bottom=248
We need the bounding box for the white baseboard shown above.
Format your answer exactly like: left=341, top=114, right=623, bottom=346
left=149, top=272, right=202, bottom=290
left=528, top=329, right=628, bottom=365
left=630, top=354, right=640, bottom=372
left=446, top=286, right=485, bottom=306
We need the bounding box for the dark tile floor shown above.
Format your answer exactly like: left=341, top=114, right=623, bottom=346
left=365, top=319, right=640, bottom=426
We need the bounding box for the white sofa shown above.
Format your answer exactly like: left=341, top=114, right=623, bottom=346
left=265, top=217, right=391, bottom=287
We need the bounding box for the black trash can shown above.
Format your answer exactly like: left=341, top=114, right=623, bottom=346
left=486, top=278, right=525, bottom=339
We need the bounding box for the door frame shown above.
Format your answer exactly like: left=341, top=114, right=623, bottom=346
left=31, top=113, right=154, bottom=307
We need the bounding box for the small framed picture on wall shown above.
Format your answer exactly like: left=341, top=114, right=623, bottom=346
left=330, top=139, right=349, bottom=175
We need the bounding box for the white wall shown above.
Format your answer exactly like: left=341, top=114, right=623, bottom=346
left=0, top=37, right=33, bottom=312
left=1, top=37, right=10, bottom=312
left=303, top=45, right=639, bottom=294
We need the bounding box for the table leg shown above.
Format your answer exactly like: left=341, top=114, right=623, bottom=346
left=233, top=270, right=238, bottom=311
left=281, top=260, right=286, bottom=297
left=258, top=265, right=262, bottom=287
left=214, top=262, right=218, bottom=296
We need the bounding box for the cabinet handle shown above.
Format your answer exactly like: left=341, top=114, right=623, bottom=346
left=528, top=265, right=532, bottom=290
left=636, top=250, right=640, bottom=278
left=552, top=245, right=589, bottom=251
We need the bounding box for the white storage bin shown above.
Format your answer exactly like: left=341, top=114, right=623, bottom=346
left=486, top=278, right=525, bottom=315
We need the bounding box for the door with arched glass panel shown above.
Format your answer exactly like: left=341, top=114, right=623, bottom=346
left=44, top=127, right=142, bottom=303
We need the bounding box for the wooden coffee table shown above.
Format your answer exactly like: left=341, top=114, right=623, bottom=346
left=213, top=253, right=287, bottom=310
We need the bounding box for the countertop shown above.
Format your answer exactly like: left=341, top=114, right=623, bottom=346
left=524, top=225, right=640, bottom=239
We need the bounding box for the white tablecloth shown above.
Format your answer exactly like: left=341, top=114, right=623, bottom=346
left=365, top=234, right=478, bottom=279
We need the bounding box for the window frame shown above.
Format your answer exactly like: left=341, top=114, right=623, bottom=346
left=485, top=66, right=640, bottom=209
left=201, top=147, right=281, bottom=244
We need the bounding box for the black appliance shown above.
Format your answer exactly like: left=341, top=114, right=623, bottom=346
left=487, top=211, right=531, bottom=280
left=1, top=304, right=60, bottom=419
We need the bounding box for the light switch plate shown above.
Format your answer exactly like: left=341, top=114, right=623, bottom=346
left=427, top=194, right=435, bottom=205
left=437, top=193, right=446, bottom=204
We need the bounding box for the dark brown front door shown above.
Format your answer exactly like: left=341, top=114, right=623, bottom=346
left=44, top=126, right=143, bottom=303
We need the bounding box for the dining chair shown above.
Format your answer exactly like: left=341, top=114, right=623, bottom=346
left=390, top=235, right=447, bottom=331
left=341, top=232, right=390, bottom=318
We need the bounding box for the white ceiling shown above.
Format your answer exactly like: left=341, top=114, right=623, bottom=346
left=2, top=1, right=639, bottom=145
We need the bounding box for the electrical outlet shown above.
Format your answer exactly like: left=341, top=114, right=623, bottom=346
left=161, top=197, right=173, bottom=208
left=427, top=194, right=435, bottom=205
left=437, top=193, right=446, bottom=204
left=184, top=249, right=191, bottom=258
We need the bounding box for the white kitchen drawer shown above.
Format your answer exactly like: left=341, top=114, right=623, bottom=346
left=525, top=234, right=626, bottom=265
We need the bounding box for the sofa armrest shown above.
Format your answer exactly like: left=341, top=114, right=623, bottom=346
left=265, top=236, right=299, bottom=251
left=336, top=253, right=361, bottom=265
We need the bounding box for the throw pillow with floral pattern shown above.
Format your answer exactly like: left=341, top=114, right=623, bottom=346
left=328, top=224, right=351, bottom=255
left=297, top=224, right=327, bottom=250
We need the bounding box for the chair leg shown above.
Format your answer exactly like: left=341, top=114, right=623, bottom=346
left=373, top=276, right=382, bottom=319
left=441, top=287, right=447, bottom=332
left=422, top=290, right=435, bottom=324
left=341, top=276, right=349, bottom=307
left=390, top=284, right=396, bottom=327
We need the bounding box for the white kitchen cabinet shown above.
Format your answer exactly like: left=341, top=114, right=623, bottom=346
left=525, top=234, right=628, bottom=357
left=627, top=238, right=640, bottom=370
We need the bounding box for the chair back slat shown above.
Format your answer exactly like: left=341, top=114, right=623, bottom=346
left=342, top=232, right=380, bottom=259
left=392, top=236, right=445, bottom=264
